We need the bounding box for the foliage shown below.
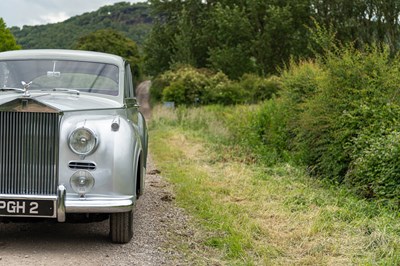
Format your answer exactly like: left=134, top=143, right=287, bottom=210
left=220, top=101, right=290, bottom=164
left=311, top=0, right=400, bottom=54
left=142, top=21, right=175, bottom=77
left=145, top=0, right=400, bottom=78
left=208, top=45, right=255, bottom=80
left=240, top=73, right=281, bottom=103
left=164, top=42, right=400, bottom=205
left=9, top=2, right=152, bottom=49
left=0, top=18, right=20, bottom=52
left=160, top=66, right=214, bottom=105
left=307, top=17, right=338, bottom=56
left=143, top=0, right=207, bottom=76
left=73, top=29, right=142, bottom=83
left=297, top=46, right=400, bottom=180
left=261, top=44, right=400, bottom=205
left=149, top=4, right=400, bottom=205
left=144, top=0, right=314, bottom=78
left=150, top=105, right=400, bottom=264
left=347, top=130, right=400, bottom=205
left=280, top=59, right=324, bottom=106
left=154, top=66, right=280, bottom=106
left=205, top=3, right=255, bottom=79
left=207, top=80, right=248, bottom=105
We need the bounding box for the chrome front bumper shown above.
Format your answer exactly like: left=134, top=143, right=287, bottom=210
left=0, top=185, right=135, bottom=222
left=61, top=185, right=135, bottom=221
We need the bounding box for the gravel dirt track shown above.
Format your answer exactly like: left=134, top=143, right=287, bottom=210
left=0, top=156, right=192, bottom=265
left=0, top=81, right=201, bottom=265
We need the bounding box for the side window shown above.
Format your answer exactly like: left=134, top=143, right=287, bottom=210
left=124, top=64, right=134, bottom=98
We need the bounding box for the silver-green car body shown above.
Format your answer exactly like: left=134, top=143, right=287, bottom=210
left=0, top=49, right=147, bottom=243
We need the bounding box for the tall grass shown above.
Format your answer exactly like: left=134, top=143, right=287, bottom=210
left=150, top=105, right=400, bottom=265
left=150, top=102, right=289, bottom=165
left=153, top=44, right=400, bottom=206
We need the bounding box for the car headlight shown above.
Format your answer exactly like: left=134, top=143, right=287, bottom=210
left=68, top=127, right=98, bottom=155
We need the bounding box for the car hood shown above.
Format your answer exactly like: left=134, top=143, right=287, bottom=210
left=0, top=93, right=123, bottom=112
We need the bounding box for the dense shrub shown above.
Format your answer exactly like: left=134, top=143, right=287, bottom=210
left=271, top=45, right=400, bottom=205
left=152, top=44, right=400, bottom=206
left=280, top=59, right=324, bottom=106
left=161, top=66, right=211, bottom=105
left=155, top=66, right=280, bottom=106
left=297, top=46, right=400, bottom=180
left=239, top=74, right=281, bottom=103
left=242, top=99, right=290, bottom=163
left=208, top=81, right=249, bottom=105
left=347, top=130, right=400, bottom=205
left=277, top=60, right=326, bottom=156
left=342, top=101, right=400, bottom=205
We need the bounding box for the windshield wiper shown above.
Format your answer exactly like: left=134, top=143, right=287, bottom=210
left=1, top=86, right=80, bottom=96
left=38, top=88, right=80, bottom=95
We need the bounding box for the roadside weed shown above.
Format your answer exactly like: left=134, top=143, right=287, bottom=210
left=150, top=106, right=400, bottom=265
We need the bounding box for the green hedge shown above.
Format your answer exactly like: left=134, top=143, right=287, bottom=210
left=151, top=45, right=400, bottom=206
left=264, top=45, right=400, bottom=205
left=151, top=66, right=280, bottom=106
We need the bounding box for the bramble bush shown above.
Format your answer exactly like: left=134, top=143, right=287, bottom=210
left=151, top=66, right=281, bottom=106
left=160, top=66, right=212, bottom=105
left=239, top=74, right=281, bottom=103
left=344, top=102, right=400, bottom=205
left=278, top=60, right=326, bottom=162
left=223, top=44, right=400, bottom=205
left=347, top=130, right=400, bottom=205
left=151, top=44, right=400, bottom=206
left=265, top=45, right=400, bottom=205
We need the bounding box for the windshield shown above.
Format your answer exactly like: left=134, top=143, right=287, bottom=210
left=0, top=60, right=119, bottom=96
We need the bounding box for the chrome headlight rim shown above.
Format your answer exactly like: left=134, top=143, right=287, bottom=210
left=68, top=127, right=99, bottom=156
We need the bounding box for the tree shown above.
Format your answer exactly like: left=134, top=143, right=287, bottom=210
left=144, top=0, right=313, bottom=78
left=143, top=22, right=175, bottom=76
left=310, top=0, right=400, bottom=54
left=0, top=18, right=21, bottom=51
left=204, top=3, right=255, bottom=79
left=73, top=29, right=142, bottom=83
left=144, top=0, right=209, bottom=76
left=144, top=0, right=400, bottom=78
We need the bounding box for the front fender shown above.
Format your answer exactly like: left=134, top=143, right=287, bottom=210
left=59, top=113, right=141, bottom=198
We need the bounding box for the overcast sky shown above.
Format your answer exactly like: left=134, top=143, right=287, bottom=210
left=0, top=0, right=143, bottom=28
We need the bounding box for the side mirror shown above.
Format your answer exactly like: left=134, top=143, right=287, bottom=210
left=125, top=97, right=140, bottom=108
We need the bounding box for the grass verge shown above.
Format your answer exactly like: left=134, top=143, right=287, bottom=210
left=149, top=105, right=400, bottom=265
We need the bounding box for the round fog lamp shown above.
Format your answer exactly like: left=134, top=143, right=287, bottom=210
left=70, top=170, right=95, bottom=195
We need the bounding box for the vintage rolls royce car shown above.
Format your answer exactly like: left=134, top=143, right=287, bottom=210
left=0, top=49, right=148, bottom=243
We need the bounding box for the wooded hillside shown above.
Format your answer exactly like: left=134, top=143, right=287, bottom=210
left=9, top=2, right=152, bottom=49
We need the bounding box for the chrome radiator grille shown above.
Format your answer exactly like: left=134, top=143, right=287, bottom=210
left=0, top=112, right=59, bottom=195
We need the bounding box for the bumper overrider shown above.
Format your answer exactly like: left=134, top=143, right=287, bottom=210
left=0, top=185, right=134, bottom=222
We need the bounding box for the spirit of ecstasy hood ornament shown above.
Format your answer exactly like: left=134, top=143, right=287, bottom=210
left=21, top=81, right=32, bottom=97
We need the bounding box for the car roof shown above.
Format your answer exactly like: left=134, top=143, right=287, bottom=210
left=0, top=49, right=125, bottom=67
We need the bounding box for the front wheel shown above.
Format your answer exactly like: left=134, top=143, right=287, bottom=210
left=110, top=211, right=133, bottom=243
